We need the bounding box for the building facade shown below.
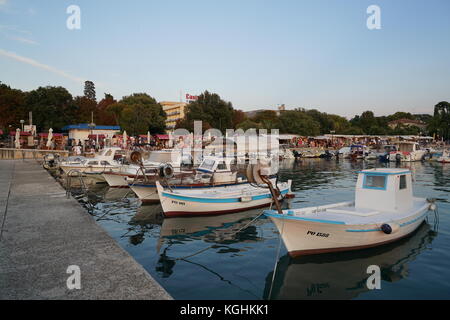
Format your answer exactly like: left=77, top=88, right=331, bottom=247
left=160, top=101, right=188, bottom=131
left=62, top=124, right=121, bottom=143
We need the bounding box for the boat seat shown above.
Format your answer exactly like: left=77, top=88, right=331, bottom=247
left=325, top=208, right=380, bottom=216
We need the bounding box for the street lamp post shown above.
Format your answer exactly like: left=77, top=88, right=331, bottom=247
left=330, top=130, right=335, bottom=148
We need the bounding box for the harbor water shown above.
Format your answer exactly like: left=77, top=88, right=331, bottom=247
left=63, top=159, right=449, bottom=299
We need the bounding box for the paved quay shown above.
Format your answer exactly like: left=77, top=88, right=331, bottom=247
left=0, top=160, right=172, bottom=300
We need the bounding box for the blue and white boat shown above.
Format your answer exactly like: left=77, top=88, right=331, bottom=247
left=156, top=179, right=292, bottom=217
left=264, top=168, right=435, bottom=257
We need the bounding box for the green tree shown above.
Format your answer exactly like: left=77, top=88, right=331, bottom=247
left=0, top=82, right=27, bottom=131
left=428, top=101, right=450, bottom=141
left=251, top=110, right=280, bottom=130
left=278, top=109, right=320, bottom=136
left=73, top=96, right=97, bottom=124
left=118, top=93, right=166, bottom=135
left=183, top=91, right=234, bottom=133
left=236, top=119, right=262, bottom=131
left=84, top=80, right=96, bottom=101
left=97, top=93, right=117, bottom=125
left=26, top=86, right=74, bottom=131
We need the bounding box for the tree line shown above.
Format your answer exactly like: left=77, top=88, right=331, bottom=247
left=178, top=91, right=449, bottom=140
left=0, top=81, right=166, bottom=136
left=1, top=82, right=448, bottom=141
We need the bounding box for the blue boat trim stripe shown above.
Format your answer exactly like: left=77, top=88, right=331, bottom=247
left=264, top=207, right=429, bottom=231
left=264, top=211, right=346, bottom=225
left=357, top=170, right=410, bottom=176
left=162, top=189, right=289, bottom=203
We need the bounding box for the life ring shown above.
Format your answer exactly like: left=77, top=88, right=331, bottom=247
left=159, top=163, right=174, bottom=179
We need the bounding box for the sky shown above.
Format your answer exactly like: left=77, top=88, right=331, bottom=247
left=0, top=0, right=449, bottom=118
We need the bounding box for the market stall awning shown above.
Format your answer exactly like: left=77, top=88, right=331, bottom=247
left=155, top=134, right=169, bottom=140
left=9, top=131, right=32, bottom=136
left=88, top=134, right=106, bottom=139
left=39, top=133, right=64, bottom=137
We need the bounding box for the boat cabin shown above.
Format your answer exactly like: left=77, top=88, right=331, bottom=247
left=355, top=168, right=413, bottom=212
left=397, top=142, right=420, bottom=153
left=197, top=156, right=233, bottom=173
left=146, top=149, right=193, bottom=168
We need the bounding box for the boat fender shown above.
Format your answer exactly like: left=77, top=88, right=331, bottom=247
left=381, top=223, right=400, bottom=234
left=159, top=163, right=174, bottom=179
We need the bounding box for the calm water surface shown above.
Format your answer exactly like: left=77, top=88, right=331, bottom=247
left=76, top=159, right=449, bottom=299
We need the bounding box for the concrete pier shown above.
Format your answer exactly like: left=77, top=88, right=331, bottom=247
left=0, top=160, right=172, bottom=300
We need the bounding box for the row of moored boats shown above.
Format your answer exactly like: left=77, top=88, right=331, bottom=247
left=48, top=147, right=438, bottom=257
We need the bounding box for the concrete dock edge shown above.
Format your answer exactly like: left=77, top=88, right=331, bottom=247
left=0, top=160, right=172, bottom=300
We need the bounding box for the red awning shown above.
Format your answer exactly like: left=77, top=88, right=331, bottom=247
left=39, top=133, right=64, bottom=137
left=155, top=134, right=169, bottom=140
left=9, top=131, right=32, bottom=136
left=88, top=134, right=106, bottom=139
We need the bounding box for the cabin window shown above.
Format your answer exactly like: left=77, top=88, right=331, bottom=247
left=199, top=159, right=215, bottom=171
left=104, top=150, right=112, bottom=157
left=87, top=161, right=98, bottom=165
left=217, top=162, right=227, bottom=170
left=399, top=175, right=407, bottom=189
left=363, top=174, right=386, bottom=189
left=101, top=161, right=110, bottom=166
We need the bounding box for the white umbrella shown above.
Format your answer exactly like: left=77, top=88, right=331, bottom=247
left=123, top=130, right=127, bottom=148
left=147, top=131, right=151, bottom=145
left=46, top=128, right=53, bottom=148
left=15, top=128, right=21, bottom=149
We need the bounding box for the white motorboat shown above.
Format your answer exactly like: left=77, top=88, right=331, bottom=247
left=348, top=144, right=367, bottom=160
left=129, top=156, right=245, bottom=203
left=102, top=149, right=193, bottom=187
left=437, top=150, right=450, bottom=163
left=264, top=168, right=435, bottom=257
left=338, top=147, right=351, bottom=159
left=389, top=142, right=426, bottom=162
left=59, top=147, right=125, bottom=175
left=156, top=179, right=292, bottom=217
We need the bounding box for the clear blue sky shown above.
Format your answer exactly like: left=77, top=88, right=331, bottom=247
left=1, top=0, right=449, bottom=118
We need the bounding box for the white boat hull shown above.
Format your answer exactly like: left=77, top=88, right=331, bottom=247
left=60, top=164, right=120, bottom=175
left=158, top=181, right=292, bottom=217
left=389, top=151, right=426, bottom=162
left=266, top=199, right=430, bottom=256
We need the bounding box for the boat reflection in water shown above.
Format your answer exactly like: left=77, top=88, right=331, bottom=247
left=264, top=222, right=436, bottom=300
left=159, top=208, right=267, bottom=242
left=156, top=209, right=270, bottom=278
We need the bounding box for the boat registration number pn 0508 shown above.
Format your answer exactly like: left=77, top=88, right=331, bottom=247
left=307, top=230, right=330, bottom=238
left=171, top=200, right=186, bottom=206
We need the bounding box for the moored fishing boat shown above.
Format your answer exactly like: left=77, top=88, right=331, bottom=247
left=129, top=156, right=245, bottom=203
left=59, top=147, right=125, bottom=176
left=156, top=179, right=292, bottom=217
left=102, top=149, right=193, bottom=187
left=437, top=150, right=450, bottom=163
left=264, top=168, right=435, bottom=257
left=389, top=141, right=426, bottom=162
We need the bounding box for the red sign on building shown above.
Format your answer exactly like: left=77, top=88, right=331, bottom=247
left=185, top=94, right=198, bottom=102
